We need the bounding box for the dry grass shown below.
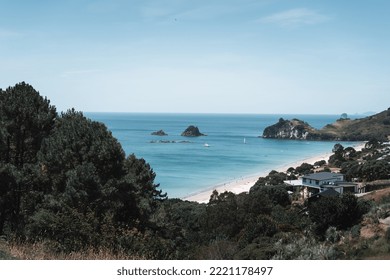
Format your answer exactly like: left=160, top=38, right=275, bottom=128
left=360, top=187, right=390, bottom=202
left=1, top=241, right=144, bottom=260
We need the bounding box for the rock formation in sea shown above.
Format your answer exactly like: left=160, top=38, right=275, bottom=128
left=150, top=140, right=191, bottom=143
left=151, top=129, right=168, bottom=136
left=262, top=118, right=316, bottom=140
left=181, top=125, right=206, bottom=137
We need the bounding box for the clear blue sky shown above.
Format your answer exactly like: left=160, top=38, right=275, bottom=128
left=1, top=0, right=389, bottom=114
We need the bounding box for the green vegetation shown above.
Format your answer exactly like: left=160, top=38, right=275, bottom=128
left=1, top=82, right=390, bottom=259
left=0, top=82, right=166, bottom=257
left=309, top=193, right=371, bottom=235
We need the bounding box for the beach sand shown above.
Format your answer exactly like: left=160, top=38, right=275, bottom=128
left=183, top=142, right=366, bottom=203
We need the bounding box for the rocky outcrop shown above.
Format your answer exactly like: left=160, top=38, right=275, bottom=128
left=151, top=129, right=168, bottom=136
left=150, top=140, right=191, bottom=144
left=261, top=109, right=390, bottom=141
left=262, top=118, right=316, bottom=140
left=181, top=125, right=206, bottom=137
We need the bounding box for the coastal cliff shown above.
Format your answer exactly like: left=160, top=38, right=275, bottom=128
left=262, top=108, right=390, bottom=141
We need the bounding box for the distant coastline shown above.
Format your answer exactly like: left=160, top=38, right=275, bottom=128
left=87, top=112, right=365, bottom=198
left=183, top=142, right=366, bottom=203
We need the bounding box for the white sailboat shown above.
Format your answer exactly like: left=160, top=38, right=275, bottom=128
left=244, top=138, right=246, bottom=144
left=204, top=143, right=210, bottom=147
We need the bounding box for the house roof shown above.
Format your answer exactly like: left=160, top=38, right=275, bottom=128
left=302, top=172, right=343, bottom=181
left=318, top=188, right=340, bottom=197
left=309, top=188, right=340, bottom=200
left=333, top=181, right=357, bottom=187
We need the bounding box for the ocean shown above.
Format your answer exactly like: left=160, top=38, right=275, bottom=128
left=86, top=113, right=360, bottom=198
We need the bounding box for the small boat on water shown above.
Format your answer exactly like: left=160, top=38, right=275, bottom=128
left=244, top=138, right=246, bottom=144
left=204, top=143, right=210, bottom=147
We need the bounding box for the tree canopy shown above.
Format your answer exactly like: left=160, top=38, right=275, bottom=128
left=0, top=82, right=57, bottom=167
left=0, top=82, right=166, bottom=252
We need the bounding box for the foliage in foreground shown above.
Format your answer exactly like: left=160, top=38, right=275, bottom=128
left=0, top=82, right=165, bottom=255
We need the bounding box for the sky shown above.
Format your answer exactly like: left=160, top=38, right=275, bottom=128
left=1, top=0, right=389, bottom=114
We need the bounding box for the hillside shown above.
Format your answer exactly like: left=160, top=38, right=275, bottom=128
left=262, top=108, right=390, bottom=141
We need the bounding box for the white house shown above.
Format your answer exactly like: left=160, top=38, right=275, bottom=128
left=301, top=172, right=357, bottom=195
left=302, top=172, right=344, bottom=188
left=285, top=172, right=358, bottom=199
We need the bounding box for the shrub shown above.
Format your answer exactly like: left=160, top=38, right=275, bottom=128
left=309, top=193, right=369, bottom=235
left=295, top=163, right=314, bottom=175
left=325, top=227, right=341, bottom=243
left=314, top=160, right=327, bottom=167
left=385, top=227, right=390, bottom=242
left=249, top=185, right=290, bottom=207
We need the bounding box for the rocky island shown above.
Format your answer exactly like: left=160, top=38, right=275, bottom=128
left=262, top=108, right=390, bottom=141
left=151, top=129, right=168, bottom=136
left=262, top=118, right=316, bottom=140
left=181, top=125, right=206, bottom=137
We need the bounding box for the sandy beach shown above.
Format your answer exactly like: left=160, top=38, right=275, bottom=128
left=183, top=142, right=366, bottom=203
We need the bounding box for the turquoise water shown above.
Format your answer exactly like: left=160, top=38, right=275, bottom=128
left=86, top=113, right=359, bottom=198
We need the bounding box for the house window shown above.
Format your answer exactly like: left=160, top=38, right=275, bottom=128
left=315, top=180, right=319, bottom=185
left=303, top=178, right=306, bottom=183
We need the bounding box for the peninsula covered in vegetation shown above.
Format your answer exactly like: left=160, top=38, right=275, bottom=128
left=262, top=111, right=390, bottom=141
left=1, top=82, right=390, bottom=260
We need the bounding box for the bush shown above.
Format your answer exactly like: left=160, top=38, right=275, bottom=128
left=309, top=193, right=368, bottom=235
left=272, top=233, right=341, bottom=260
left=240, top=215, right=279, bottom=245
left=235, top=238, right=276, bottom=260
left=325, top=227, right=341, bottom=243
left=350, top=225, right=361, bottom=239
left=295, top=163, right=314, bottom=175
left=249, top=185, right=290, bottom=207
left=253, top=171, right=287, bottom=186
left=385, top=227, right=390, bottom=242
left=314, top=160, right=327, bottom=167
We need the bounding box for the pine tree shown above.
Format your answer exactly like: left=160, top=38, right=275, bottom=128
left=0, top=82, right=57, bottom=167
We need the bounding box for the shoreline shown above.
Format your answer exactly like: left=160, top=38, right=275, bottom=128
left=183, top=142, right=366, bottom=203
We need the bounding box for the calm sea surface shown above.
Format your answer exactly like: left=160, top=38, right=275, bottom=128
left=86, top=113, right=360, bottom=198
